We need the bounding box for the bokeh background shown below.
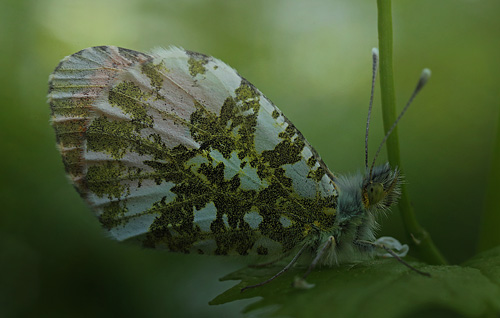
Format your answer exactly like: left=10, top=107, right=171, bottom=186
left=1, top=0, right=499, bottom=317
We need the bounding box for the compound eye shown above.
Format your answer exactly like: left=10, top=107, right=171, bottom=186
left=367, top=183, right=385, bottom=205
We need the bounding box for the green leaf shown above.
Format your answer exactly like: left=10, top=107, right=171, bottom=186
left=210, top=247, right=500, bottom=317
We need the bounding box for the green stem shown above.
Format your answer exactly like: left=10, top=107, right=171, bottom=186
left=477, top=109, right=500, bottom=251
left=376, top=0, right=447, bottom=265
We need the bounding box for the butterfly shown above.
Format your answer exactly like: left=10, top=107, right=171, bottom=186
left=47, top=46, right=428, bottom=291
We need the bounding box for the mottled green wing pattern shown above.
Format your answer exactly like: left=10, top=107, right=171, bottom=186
left=48, top=46, right=338, bottom=256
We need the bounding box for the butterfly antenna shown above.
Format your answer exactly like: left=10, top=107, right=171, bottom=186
left=365, top=48, right=380, bottom=169
left=369, top=68, right=432, bottom=179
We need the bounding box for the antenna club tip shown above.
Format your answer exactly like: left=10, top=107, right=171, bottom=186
left=418, top=68, right=432, bottom=88
left=372, top=47, right=379, bottom=57
left=422, top=68, right=431, bottom=79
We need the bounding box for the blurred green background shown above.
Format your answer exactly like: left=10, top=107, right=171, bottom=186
left=1, top=0, right=499, bottom=317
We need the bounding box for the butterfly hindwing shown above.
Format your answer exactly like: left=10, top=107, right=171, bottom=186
left=48, top=46, right=338, bottom=256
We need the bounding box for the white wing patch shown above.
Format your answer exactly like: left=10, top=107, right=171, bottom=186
left=244, top=211, right=264, bottom=230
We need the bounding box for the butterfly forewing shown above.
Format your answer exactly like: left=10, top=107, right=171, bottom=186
left=48, top=46, right=338, bottom=257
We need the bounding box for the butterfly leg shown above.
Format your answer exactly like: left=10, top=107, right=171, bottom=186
left=292, top=236, right=336, bottom=289
left=355, top=239, right=430, bottom=277
left=249, top=252, right=290, bottom=268
left=302, top=235, right=335, bottom=279
left=241, top=243, right=308, bottom=292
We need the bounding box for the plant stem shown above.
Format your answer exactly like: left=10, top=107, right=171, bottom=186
left=376, top=0, right=447, bottom=265
left=477, top=109, right=500, bottom=251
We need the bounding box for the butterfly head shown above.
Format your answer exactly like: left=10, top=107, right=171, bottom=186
left=335, top=163, right=401, bottom=223
left=362, top=163, right=402, bottom=211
